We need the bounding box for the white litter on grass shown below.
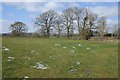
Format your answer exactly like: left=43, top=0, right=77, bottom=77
left=7, top=59, right=11, bottom=62
left=49, top=56, right=55, bottom=60
left=23, top=57, right=31, bottom=60
left=3, top=47, right=10, bottom=51
left=5, top=48, right=9, bottom=51
left=57, top=54, right=61, bottom=57
left=24, top=76, right=29, bottom=78
left=23, top=57, right=28, bottom=58
left=72, top=46, right=76, bottom=49
left=8, top=57, right=14, bottom=59
left=7, top=57, right=14, bottom=62
left=69, top=61, right=81, bottom=73
left=28, top=58, right=31, bottom=60
left=31, top=50, right=35, bottom=53
left=63, top=46, right=66, bottom=49
left=33, top=62, right=48, bottom=70
left=69, top=68, right=77, bottom=72
left=76, top=61, right=80, bottom=65
left=69, top=49, right=75, bottom=53
left=54, top=43, right=60, bottom=46
left=87, top=48, right=90, bottom=50
left=78, top=44, right=82, bottom=46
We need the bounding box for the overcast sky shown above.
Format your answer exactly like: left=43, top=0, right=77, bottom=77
left=1, top=1, right=119, bottom=33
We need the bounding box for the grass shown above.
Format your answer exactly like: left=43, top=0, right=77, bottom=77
left=2, top=37, right=118, bottom=78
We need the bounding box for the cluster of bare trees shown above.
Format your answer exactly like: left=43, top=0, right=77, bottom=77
left=9, top=7, right=119, bottom=40
left=34, top=7, right=107, bottom=40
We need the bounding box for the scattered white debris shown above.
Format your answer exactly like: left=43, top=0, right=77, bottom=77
left=69, top=69, right=74, bottom=72
left=72, top=46, right=76, bottom=49
left=7, top=57, right=14, bottom=62
left=54, top=43, right=60, bottom=46
left=31, top=50, right=35, bottom=53
left=78, top=44, right=82, bottom=46
left=71, top=50, right=75, bottom=53
left=28, top=58, right=31, bottom=60
left=33, top=62, right=48, bottom=70
left=7, top=59, right=11, bottom=62
left=23, top=57, right=30, bottom=60
left=49, top=56, right=55, bottom=60
left=69, top=61, right=81, bottom=73
left=24, top=76, right=29, bottom=78
left=69, top=68, right=77, bottom=72
left=87, top=48, right=90, bottom=50
left=3, top=47, right=10, bottom=51
left=63, top=46, right=66, bottom=49
left=76, top=61, right=80, bottom=65
left=8, top=57, right=14, bottom=59
left=5, top=48, right=9, bottom=51
left=70, top=49, right=75, bottom=53
left=23, top=57, right=28, bottom=58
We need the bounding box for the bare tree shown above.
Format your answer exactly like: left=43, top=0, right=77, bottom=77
left=35, top=27, right=46, bottom=37
left=74, top=7, right=83, bottom=39
left=35, top=10, right=57, bottom=37
left=34, top=7, right=108, bottom=40
left=87, top=11, right=98, bottom=39
left=79, top=8, right=90, bottom=40
left=63, top=7, right=75, bottom=38
left=54, top=14, right=64, bottom=37
left=10, top=21, right=27, bottom=36
left=97, top=16, right=107, bottom=40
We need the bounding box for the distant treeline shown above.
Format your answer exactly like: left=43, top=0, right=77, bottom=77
left=2, top=32, right=119, bottom=39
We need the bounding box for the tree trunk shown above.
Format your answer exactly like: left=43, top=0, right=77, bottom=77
left=71, top=20, right=74, bottom=37
left=77, top=17, right=81, bottom=40
left=47, top=28, right=50, bottom=37
left=58, top=23, right=60, bottom=37
left=81, top=21, right=86, bottom=40
left=67, top=27, right=70, bottom=38
left=66, top=18, right=69, bottom=38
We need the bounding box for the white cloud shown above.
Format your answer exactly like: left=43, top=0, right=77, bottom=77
left=0, top=19, right=13, bottom=33
left=67, top=2, right=80, bottom=8
left=20, top=3, right=43, bottom=12
left=107, top=19, right=118, bottom=26
left=106, top=19, right=118, bottom=32
left=28, top=14, right=36, bottom=20
left=4, top=2, right=65, bottom=13
left=4, top=2, right=118, bottom=18
left=40, top=2, right=64, bottom=13
left=91, top=6, right=118, bottom=17
left=4, top=2, right=40, bottom=12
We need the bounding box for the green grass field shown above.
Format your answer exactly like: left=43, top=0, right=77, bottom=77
left=2, top=37, right=118, bottom=78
